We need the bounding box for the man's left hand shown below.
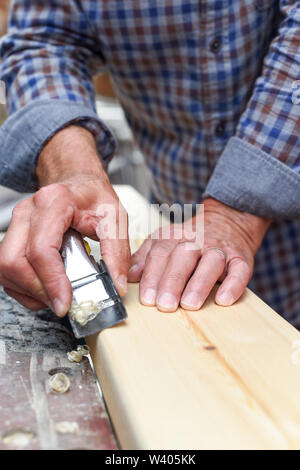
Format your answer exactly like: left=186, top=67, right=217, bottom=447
left=128, top=197, right=271, bottom=312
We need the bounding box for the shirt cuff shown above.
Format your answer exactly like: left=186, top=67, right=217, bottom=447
left=203, top=136, right=300, bottom=220
left=0, top=99, right=117, bottom=193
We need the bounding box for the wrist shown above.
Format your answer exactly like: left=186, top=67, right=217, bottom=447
left=36, top=125, right=106, bottom=186
left=203, top=197, right=271, bottom=253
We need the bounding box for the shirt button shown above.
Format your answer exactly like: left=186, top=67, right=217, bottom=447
left=215, top=121, right=225, bottom=137
left=210, top=37, right=222, bottom=53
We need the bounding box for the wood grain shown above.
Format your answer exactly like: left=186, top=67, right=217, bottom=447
left=87, top=185, right=300, bottom=450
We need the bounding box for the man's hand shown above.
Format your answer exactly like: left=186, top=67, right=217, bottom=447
left=0, top=126, right=130, bottom=316
left=128, top=198, right=271, bottom=312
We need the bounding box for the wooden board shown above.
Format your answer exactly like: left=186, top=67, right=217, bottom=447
left=87, top=185, right=300, bottom=450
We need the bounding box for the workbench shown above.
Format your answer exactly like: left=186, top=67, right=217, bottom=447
left=1, top=185, right=300, bottom=450
left=0, top=277, right=117, bottom=450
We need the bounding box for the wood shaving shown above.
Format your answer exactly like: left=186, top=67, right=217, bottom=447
left=2, top=430, right=35, bottom=448
left=49, top=372, right=70, bottom=393
left=77, top=344, right=90, bottom=355
left=67, top=344, right=90, bottom=363
left=55, top=421, right=79, bottom=434
left=69, top=300, right=100, bottom=326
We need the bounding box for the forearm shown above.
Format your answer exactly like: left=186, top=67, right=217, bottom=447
left=36, top=126, right=108, bottom=186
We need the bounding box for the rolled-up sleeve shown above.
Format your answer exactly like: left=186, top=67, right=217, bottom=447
left=0, top=0, right=116, bottom=193
left=204, top=0, right=300, bottom=220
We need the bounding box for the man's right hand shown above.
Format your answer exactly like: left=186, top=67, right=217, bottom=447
left=0, top=126, right=130, bottom=316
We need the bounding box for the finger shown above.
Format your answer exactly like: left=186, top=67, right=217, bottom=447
left=139, top=240, right=176, bottom=306
left=0, top=199, right=51, bottom=306
left=181, top=248, right=226, bottom=310
left=155, top=242, right=201, bottom=312
left=3, top=287, right=47, bottom=311
left=100, top=238, right=131, bottom=296
left=96, top=202, right=131, bottom=296
left=27, top=185, right=75, bottom=316
left=0, top=273, right=37, bottom=296
left=215, top=257, right=252, bottom=306
left=128, top=238, right=153, bottom=283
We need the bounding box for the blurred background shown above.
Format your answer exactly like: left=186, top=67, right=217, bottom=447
left=0, top=0, right=150, bottom=231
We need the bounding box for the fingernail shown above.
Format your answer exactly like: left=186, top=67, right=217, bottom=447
left=157, top=292, right=178, bottom=310
left=216, top=291, right=235, bottom=306
left=129, top=264, right=139, bottom=273
left=181, top=292, right=202, bottom=309
left=141, top=288, right=157, bottom=305
left=117, top=274, right=128, bottom=294
left=52, top=298, right=67, bottom=317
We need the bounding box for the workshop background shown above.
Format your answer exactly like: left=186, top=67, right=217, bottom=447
left=0, top=0, right=151, bottom=231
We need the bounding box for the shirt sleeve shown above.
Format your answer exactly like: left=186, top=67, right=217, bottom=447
left=0, top=0, right=116, bottom=193
left=204, top=0, right=300, bottom=220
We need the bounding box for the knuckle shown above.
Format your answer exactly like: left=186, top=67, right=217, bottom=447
left=0, top=252, right=16, bottom=274
left=31, top=284, right=47, bottom=300
left=130, top=251, right=145, bottom=267
left=164, top=271, right=185, bottom=283
left=206, top=248, right=226, bottom=263
left=192, top=275, right=212, bottom=290
left=176, top=241, right=200, bottom=254
left=229, top=257, right=253, bottom=282
left=175, top=241, right=190, bottom=251
left=11, top=199, right=31, bottom=218
left=33, top=184, right=69, bottom=208
left=231, top=256, right=250, bottom=270
left=26, top=244, right=44, bottom=265
left=141, top=270, right=161, bottom=286
left=150, top=242, right=173, bottom=258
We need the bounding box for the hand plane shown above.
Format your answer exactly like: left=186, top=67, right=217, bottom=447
left=60, top=228, right=127, bottom=338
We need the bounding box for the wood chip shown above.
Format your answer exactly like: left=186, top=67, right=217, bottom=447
left=49, top=372, right=70, bottom=394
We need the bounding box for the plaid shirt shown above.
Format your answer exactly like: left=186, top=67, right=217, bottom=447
left=0, top=0, right=300, bottom=326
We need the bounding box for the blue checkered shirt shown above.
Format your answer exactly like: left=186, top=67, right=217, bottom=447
left=0, top=1, right=300, bottom=325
